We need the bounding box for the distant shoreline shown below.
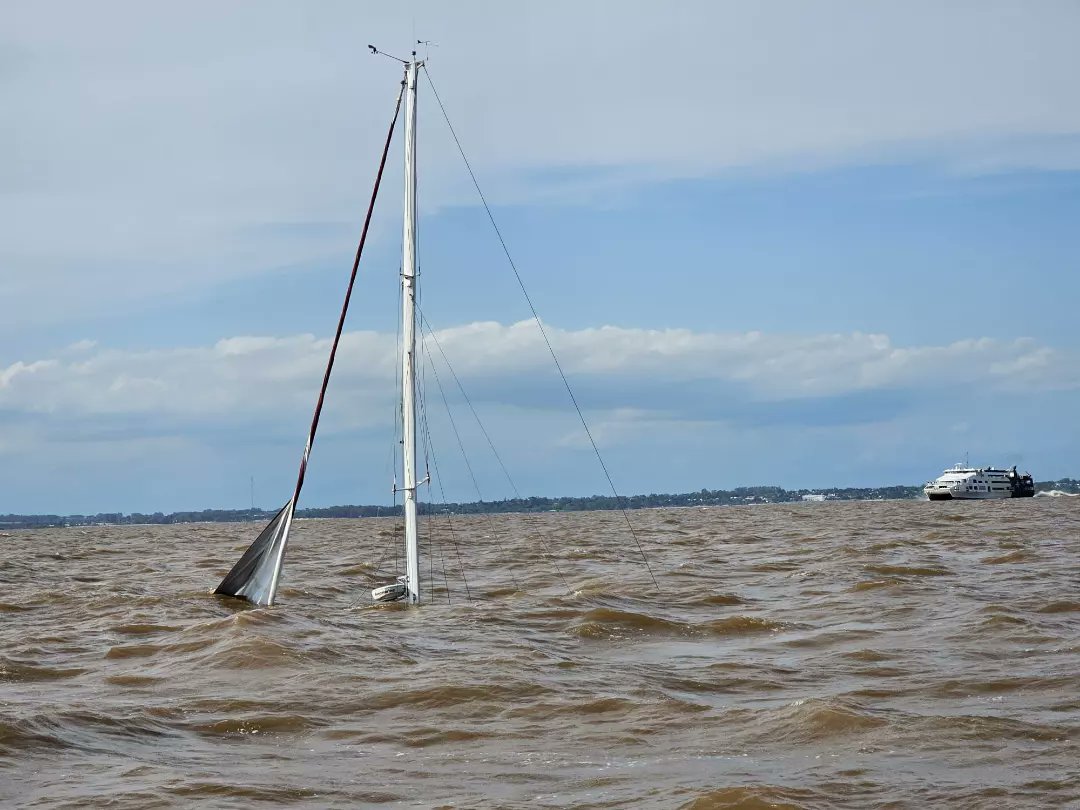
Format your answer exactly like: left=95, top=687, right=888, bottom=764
left=4, top=479, right=1078, bottom=530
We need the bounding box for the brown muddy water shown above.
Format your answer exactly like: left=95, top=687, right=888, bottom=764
left=1, top=499, right=1078, bottom=808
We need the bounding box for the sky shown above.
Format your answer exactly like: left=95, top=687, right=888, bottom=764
left=2, top=1, right=1079, bottom=514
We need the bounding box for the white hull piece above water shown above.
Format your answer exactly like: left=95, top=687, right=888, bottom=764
left=371, top=579, right=407, bottom=603
left=923, top=464, right=1035, bottom=501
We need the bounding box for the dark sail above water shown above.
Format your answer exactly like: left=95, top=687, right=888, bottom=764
left=214, top=502, right=291, bottom=605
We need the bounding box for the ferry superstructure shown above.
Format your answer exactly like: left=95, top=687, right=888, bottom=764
left=923, top=464, right=1035, bottom=501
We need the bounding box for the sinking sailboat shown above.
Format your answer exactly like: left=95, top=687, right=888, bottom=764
left=215, top=48, right=656, bottom=607
left=215, top=55, right=410, bottom=607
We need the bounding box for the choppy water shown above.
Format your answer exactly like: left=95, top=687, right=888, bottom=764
left=2, top=499, right=1078, bottom=808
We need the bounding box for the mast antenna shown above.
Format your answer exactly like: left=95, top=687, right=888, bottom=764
left=417, top=39, right=438, bottom=60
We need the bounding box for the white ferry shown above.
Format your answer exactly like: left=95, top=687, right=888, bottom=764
left=923, top=464, right=1035, bottom=501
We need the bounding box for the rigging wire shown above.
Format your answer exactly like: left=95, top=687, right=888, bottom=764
left=425, top=498, right=436, bottom=603
left=422, top=65, right=660, bottom=591
left=422, top=346, right=525, bottom=591
left=418, top=307, right=572, bottom=595
left=417, top=368, right=475, bottom=600
left=413, top=134, right=457, bottom=605
left=417, top=384, right=454, bottom=605
left=266, top=76, right=405, bottom=534
left=415, top=196, right=434, bottom=604
left=440, top=532, right=452, bottom=604
left=417, top=307, right=521, bottom=499
left=421, top=346, right=511, bottom=595
left=415, top=337, right=449, bottom=602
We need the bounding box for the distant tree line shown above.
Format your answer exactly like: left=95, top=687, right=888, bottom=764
left=2, top=479, right=1076, bottom=530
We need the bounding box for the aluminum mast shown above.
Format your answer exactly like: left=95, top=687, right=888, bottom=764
left=400, top=55, right=422, bottom=604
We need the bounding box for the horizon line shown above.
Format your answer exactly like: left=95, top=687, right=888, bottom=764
left=5, top=476, right=1078, bottom=523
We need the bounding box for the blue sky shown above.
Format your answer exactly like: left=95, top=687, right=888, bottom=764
left=2, top=2, right=1078, bottom=514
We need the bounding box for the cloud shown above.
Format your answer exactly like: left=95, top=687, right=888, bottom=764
left=4, top=1, right=1080, bottom=325
left=1, top=323, right=1074, bottom=447
left=3, top=320, right=1078, bottom=512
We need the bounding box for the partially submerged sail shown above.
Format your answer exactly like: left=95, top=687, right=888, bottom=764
left=213, top=79, right=405, bottom=607
left=215, top=502, right=292, bottom=605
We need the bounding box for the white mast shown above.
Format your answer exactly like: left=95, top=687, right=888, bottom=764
left=400, top=55, right=421, bottom=604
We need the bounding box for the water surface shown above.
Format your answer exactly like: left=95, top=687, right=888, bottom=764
left=1, top=499, right=1078, bottom=807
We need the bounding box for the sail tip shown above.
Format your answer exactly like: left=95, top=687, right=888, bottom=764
left=212, top=502, right=292, bottom=608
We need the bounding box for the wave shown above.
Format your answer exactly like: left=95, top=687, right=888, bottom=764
left=1036, top=599, right=1080, bottom=613
left=679, top=785, right=822, bottom=809
left=569, top=607, right=787, bottom=640
left=570, top=606, right=689, bottom=638
left=850, top=578, right=904, bottom=591
left=0, top=659, right=86, bottom=683
left=191, top=713, right=322, bottom=737
left=742, top=698, right=888, bottom=745
left=699, top=616, right=790, bottom=636
left=692, top=592, right=746, bottom=606
left=981, top=549, right=1034, bottom=564
left=864, top=563, right=952, bottom=577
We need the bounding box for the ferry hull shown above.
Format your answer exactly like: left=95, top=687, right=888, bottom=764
left=923, top=464, right=1036, bottom=501
left=924, top=492, right=1016, bottom=501
left=923, top=489, right=1035, bottom=501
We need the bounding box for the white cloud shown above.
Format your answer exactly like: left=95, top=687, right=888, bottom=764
left=3, top=1, right=1080, bottom=323
left=3, top=320, right=1077, bottom=512
left=1, top=323, right=1074, bottom=442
